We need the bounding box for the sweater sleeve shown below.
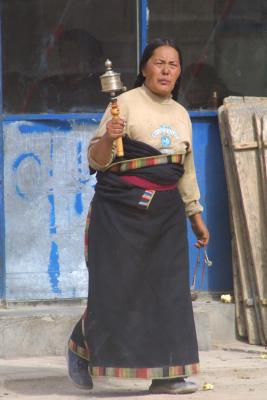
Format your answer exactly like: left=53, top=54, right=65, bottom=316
left=87, top=104, right=117, bottom=171
left=177, top=115, right=203, bottom=217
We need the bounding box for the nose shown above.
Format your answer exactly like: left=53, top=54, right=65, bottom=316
left=161, top=64, right=170, bottom=75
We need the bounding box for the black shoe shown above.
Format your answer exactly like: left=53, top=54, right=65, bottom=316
left=67, top=349, right=93, bottom=390
left=149, top=377, right=198, bottom=394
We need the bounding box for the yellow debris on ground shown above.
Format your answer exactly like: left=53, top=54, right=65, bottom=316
left=202, top=382, right=214, bottom=391
left=221, top=294, right=233, bottom=303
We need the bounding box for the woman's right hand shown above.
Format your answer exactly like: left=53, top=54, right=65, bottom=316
left=105, top=118, right=126, bottom=142
left=89, top=117, right=126, bottom=167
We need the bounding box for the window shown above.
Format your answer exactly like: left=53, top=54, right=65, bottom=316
left=2, top=0, right=137, bottom=114
left=148, top=0, right=267, bottom=109
left=3, top=1, right=267, bottom=113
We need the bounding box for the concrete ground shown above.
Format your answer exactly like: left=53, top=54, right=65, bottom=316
left=1, top=343, right=267, bottom=400
left=0, top=299, right=236, bottom=358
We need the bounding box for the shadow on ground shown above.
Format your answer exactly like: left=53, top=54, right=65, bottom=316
left=4, top=376, right=150, bottom=398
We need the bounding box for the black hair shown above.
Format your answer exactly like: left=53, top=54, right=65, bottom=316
left=134, top=38, right=182, bottom=101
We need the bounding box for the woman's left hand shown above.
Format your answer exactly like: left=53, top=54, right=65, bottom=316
left=189, top=213, right=210, bottom=248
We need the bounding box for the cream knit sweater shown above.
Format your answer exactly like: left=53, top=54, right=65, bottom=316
left=88, top=84, right=203, bottom=216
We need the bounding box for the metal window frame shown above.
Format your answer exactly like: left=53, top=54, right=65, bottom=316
left=0, top=1, right=5, bottom=301
left=138, top=0, right=148, bottom=62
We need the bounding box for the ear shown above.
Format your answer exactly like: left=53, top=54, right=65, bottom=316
left=141, top=68, right=146, bottom=78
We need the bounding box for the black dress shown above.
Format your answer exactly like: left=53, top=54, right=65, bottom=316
left=69, top=136, right=199, bottom=379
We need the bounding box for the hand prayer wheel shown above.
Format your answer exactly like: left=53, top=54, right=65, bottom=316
left=99, top=59, right=126, bottom=157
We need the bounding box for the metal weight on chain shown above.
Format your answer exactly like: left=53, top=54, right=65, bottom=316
left=191, top=247, right=213, bottom=301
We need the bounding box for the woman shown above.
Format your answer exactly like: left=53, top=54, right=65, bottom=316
left=68, top=38, right=209, bottom=395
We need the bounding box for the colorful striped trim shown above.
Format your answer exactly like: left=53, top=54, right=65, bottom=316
left=91, top=363, right=199, bottom=379
left=68, top=338, right=90, bottom=361
left=138, top=190, right=156, bottom=209
left=81, top=314, right=91, bottom=357
left=109, top=153, right=184, bottom=173
left=84, top=203, right=93, bottom=263
left=69, top=336, right=199, bottom=379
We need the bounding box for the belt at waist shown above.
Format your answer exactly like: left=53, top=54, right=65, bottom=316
left=109, top=154, right=184, bottom=173
left=120, top=175, right=177, bottom=191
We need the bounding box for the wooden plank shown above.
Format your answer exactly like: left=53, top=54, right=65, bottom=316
left=232, top=141, right=267, bottom=151
left=224, top=96, right=245, bottom=104
left=218, top=107, right=246, bottom=339
left=218, top=106, right=256, bottom=342
left=225, top=99, right=267, bottom=344
left=254, top=116, right=267, bottom=212
left=232, top=237, right=247, bottom=339
left=254, top=114, right=267, bottom=327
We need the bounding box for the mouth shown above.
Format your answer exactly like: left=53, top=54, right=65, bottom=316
left=158, top=80, right=171, bottom=85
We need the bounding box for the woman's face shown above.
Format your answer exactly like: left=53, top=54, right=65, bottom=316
left=142, top=45, right=181, bottom=98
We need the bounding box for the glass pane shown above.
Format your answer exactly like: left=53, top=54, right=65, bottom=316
left=3, top=0, right=137, bottom=114
left=147, top=0, right=267, bottom=110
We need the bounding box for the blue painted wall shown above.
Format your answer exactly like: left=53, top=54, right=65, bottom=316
left=3, top=116, right=98, bottom=300
left=1, top=112, right=232, bottom=301
left=188, top=112, right=233, bottom=291
left=0, top=121, right=4, bottom=299
left=0, top=9, right=4, bottom=300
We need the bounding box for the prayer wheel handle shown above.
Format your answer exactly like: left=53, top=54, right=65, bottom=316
left=110, top=98, right=124, bottom=157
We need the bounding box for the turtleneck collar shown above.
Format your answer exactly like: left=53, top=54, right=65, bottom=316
left=141, top=84, right=173, bottom=105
